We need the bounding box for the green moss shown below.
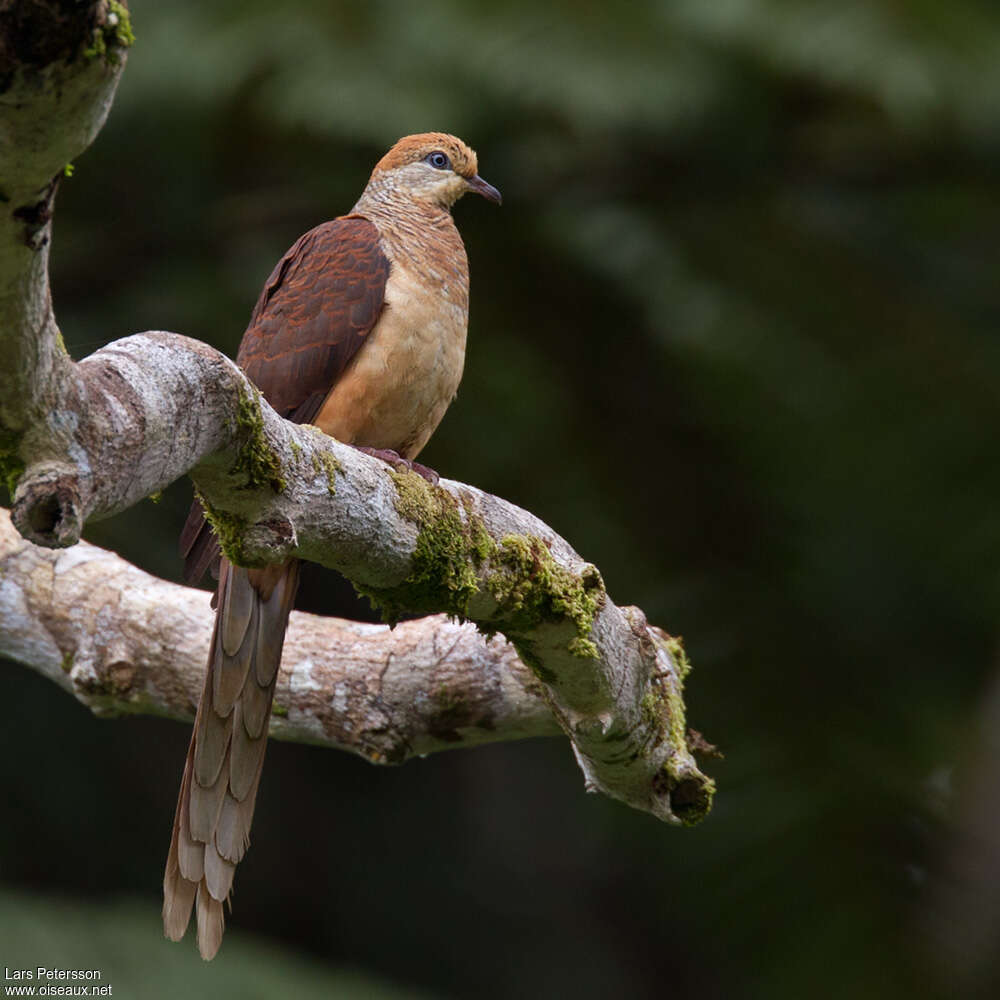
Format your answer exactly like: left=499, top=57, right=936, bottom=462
left=567, top=636, right=599, bottom=659
left=289, top=440, right=303, bottom=461
left=665, top=634, right=692, bottom=681
left=663, top=675, right=689, bottom=753
left=647, top=665, right=716, bottom=826
left=195, top=490, right=250, bottom=566
left=84, top=1, right=135, bottom=62
left=147, top=491, right=163, bottom=504
left=460, top=493, right=494, bottom=561
left=0, top=428, right=24, bottom=496
left=485, top=534, right=604, bottom=652
left=391, top=468, right=443, bottom=522
left=640, top=662, right=691, bottom=758
left=355, top=470, right=487, bottom=622
left=230, top=384, right=286, bottom=493
left=60, top=650, right=75, bottom=674
left=191, top=387, right=295, bottom=565
left=356, top=470, right=605, bottom=679
left=676, top=772, right=716, bottom=826
left=271, top=703, right=289, bottom=718
left=109, top=1, right=135, bottom=46
left=640, top=689, right=661, bottom=730
left=640, top=684, right=672, bottom=753
left=311, top=450, right=341, bottom=496
left=642, top=633, right=695, bottom=751
left=639, top=631, right=714, bottom=823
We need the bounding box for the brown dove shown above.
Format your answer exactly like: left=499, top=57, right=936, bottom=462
left=163, top=133, right=501, bottom=959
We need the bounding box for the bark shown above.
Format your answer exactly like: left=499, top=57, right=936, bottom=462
left=0, top=2, right=714, bottom=826
left=0, top=508, right=559, bottom=761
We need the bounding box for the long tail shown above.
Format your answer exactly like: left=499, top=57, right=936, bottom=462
left=163, top=558, right=300, bottom=959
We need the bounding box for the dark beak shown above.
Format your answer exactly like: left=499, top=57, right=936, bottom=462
left=466, top=174, right=502, bottom=205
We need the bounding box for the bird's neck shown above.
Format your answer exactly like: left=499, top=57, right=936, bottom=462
left=352, top=178, right=454, bottom=232
left=352, top=187, right=469, bottom=306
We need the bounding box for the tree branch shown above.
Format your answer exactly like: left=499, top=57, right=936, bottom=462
left=0, top=2, right=715, bottom=826
left=0, top=508, right=559, bottom=760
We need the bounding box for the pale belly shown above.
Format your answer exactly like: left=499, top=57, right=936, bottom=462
left=314, top=266, right=467, bottom=460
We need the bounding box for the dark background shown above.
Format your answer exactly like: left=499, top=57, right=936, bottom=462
left=4, top=1, right=1000, bottom=996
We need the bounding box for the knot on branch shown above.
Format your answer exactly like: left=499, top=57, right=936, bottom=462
left=0, top=1, right=134, bottom=74
left=239, top=514, right=298, bottom=567
left=0, top=3, right=131, bottom=201
left=651, top=764, right=715, bottom=827
left=12, top=461, right=82, bottom=547
left=0, top=2, right=97, bottom=73
left=11, top=173, right=60, bottom=249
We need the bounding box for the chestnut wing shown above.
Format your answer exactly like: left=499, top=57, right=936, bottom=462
left=238, top=215, right=390, bottom=422
left=181, top=215, right=389, bottom=583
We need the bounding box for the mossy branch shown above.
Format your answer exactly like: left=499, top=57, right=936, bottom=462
left=0, top=325, right=714, bottom=823
left=0, top=0, right=715, bottom=826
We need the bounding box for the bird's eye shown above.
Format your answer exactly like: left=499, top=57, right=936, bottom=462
left=426, top=151, right=451, bottom=170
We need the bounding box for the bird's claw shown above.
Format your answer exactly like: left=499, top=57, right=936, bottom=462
left=354, top=446, right=440, bottom=485
left=409, top=461, right=440, bottom=485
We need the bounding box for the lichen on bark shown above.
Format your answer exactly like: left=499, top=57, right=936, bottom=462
left=355, top=470, right=488, bottom=621
left=355, top=470, right=606, bottom=679
left=230, top=384, right=286, bottom=493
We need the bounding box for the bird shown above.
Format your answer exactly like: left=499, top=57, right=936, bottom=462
left=162, top=133, right=501, bottom=960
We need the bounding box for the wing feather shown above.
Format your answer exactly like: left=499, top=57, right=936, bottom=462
left=182, top=215, right=389, bottom=583
left=238, top=214, right=389, bottom=421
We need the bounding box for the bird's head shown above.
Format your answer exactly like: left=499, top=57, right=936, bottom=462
left=367, top=132, right=502, bottom=210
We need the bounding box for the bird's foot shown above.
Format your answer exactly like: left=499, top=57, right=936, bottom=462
left=354, top=446, right=440, bottom=485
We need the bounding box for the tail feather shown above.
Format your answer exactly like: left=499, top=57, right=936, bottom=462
left=187, top=769, right=227, bottom=844
left=163, top=860, right=197, bottom=941
left=180, top=502, right=221, bottom=586
left=221, top=566, right=255, bottom=655
left=254, top=569, right=295, bottom=682
left=195, top=884, right=225, bottom=961
left=230, top=701, right=270, bottom=801
left=177, top=793, right=207, bottom=881
left=216, top=792, right=252, bottom=863
left=163, top=558, right=300, bottom=959
left=213, top=597, right=257, bottom=716
left=203, top=839, right=236, bottom=900
left=192, top=701, right=232, bottom=788
left=238, top=664, right=272, bottom=740
left=163, top=739, right=199, bottom=941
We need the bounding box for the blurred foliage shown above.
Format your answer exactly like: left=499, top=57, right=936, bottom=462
left=0, top=888, right=431, bottom=999
left=3, top=0, right=1000, bottom=996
